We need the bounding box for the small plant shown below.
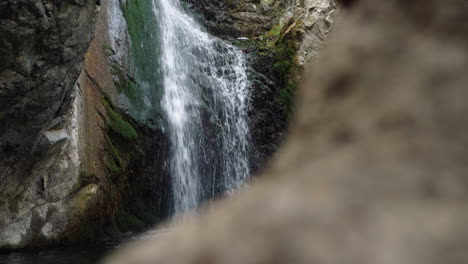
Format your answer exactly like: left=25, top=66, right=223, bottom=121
left=260, top=24, right=284, bottom=48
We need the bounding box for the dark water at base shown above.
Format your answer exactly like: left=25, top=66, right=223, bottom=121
left=0, top=230, right=166, bottom=264
left=0, top=240, right=117, bottom=264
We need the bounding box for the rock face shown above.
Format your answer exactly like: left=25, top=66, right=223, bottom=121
left=239, top=0, right=338, bottom=170
left=0, top=0, right=173, bottom=250
left=78, top=0, right=171, bottom=237
left=185, top=0, right=284, bottom=38
left=187, top=0, right=338, bottom=170
left=0, top=0, right=97, bottom=248
left=0, top=0, right=337, bottom=250
left=104, top=0, right=468, bottom=263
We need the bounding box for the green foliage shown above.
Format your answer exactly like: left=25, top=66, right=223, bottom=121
left=102, top=98, right=138, bottom=140
left=272, top=38, right=297, bottom=82
left=278, top=82, right=297, bottom=119
left=64, top=95, right=152, bottom=241
left=262, top=23, right=300, bottom=119
left=263, top=24, right=283, bottom=47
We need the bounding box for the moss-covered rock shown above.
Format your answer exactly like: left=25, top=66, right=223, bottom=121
left=96, top=93, right=169, bottom=237
left=0, top=0, right=98, bottom=250
left=102, top=97, right=138, bottom=141
left=216, top=1, right=337, bottom=172
left=120, top=0, right=164, bottom=125
left=64, top=184, right=101, bottom=242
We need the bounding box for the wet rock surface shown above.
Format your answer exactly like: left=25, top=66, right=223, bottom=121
left=220, top=0, right=339, bottom=171
left=0, top=0, right=97, bottom=248
left=185, top=0, right=285, bottom=38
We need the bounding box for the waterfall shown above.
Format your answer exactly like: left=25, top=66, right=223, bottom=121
left=152, top=0, right=252, bottom=213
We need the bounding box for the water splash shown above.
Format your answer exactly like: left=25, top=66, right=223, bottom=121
left=153, top=0, right=252, bottom=213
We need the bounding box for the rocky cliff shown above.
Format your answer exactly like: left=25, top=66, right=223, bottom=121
left=0, top=0, right=338, bottom=250
left=0, top=0, right=97, bottom=249
left=185, top=0, right=338, bottom=169
left=76, top=0, right=171, bottom=241
left=0, top=0, right=170, bottom=250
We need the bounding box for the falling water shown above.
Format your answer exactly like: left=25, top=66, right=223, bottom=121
left=152, top=0, right=251, bottom=213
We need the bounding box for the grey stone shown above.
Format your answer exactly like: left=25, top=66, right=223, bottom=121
left=0, top=0, right=97, bottom=249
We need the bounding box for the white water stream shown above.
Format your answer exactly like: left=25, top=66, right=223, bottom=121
left=153, top=0, right=251, bottom=213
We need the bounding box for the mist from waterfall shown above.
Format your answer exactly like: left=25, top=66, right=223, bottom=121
left=152, top=0, right=252, bottom=214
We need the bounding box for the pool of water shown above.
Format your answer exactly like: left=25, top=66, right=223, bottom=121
left=0, top=230, right=166, bottom=264
left=0, top=242, right=116, bottom=264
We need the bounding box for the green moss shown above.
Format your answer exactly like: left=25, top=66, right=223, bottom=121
left=261, top=24, right=284, bottom=47
left=103, top=44, right=114, bottom=57
left=0, top=243, right=20, bottom=252
left=97, top=93, right=157, bottom=234
left=271, top=34, right=298, bottom=82
left=70, top=185, right=99, bottom=214
left=273, top=38, right=299, bottom=119
left=104, top=158, right=120, bottom=174
left=105, top=135, right=123, bottom=167
left=64, top=184, right=105, bottom=242
left=277, top=82, right=297, bottom=119
left=114, top=69, right=146, bottom=112
left=121, top=0, right=164, bottom=124
left=102, top=98, right=138, bottom=140
left=59, top=92, right=155, bottom=242
left=103, top=133, right=130, bottom=174
left=256, top=21, right=302, bottom=119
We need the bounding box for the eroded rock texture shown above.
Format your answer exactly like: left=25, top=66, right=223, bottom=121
left=197, top=0, right=338, bottom=171
left=185, top=0, right=284, bottom=38
left=104, top=0, right=468, bottom=263
left=0, top=0, right=97, bottom=248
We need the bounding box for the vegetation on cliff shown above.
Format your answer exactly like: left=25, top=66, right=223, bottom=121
left=259, top=20, right=303, bottom=119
